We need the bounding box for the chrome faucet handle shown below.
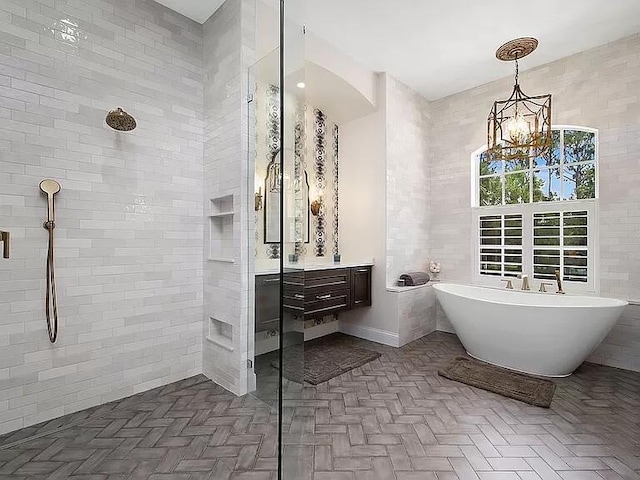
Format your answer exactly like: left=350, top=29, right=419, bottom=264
left=517, top=273, right=530, bottom=291
left=554, top=269, right=565, bottom=294
left=501, top=279, right=513, bottom=289
left=538, top=282, right=554, bottom=293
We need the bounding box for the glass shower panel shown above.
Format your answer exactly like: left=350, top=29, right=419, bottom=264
left=280, top=2, right=308, bottom=478
left=248, top=51, right=281, bottom=403
left=247, top=1, right=306, bottom=476
left=248, top=45, right=288, bottom=477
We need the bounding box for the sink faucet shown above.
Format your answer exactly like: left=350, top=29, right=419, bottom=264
left=518, top=274, right=530, bottom=291
left=554, top=270, right=565, bottom=294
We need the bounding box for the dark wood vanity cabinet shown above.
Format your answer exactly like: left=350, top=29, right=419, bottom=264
left=255, top=266, right=372, bottom=327
left=255, top=274, right=281, bottom=333
left=351, top=266, right=372, bottom=309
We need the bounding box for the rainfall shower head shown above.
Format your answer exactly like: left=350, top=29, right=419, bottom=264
left=106, top=108, right=137, bottom=132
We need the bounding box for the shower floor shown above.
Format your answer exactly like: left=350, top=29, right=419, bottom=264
left=1, top=332, right=639, bottom=479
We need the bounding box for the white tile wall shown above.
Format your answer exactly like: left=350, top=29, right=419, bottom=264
left=429, top=33, right=640, bottom=372
left=385, top=75, right=431, bottom=288
left=202, top=0, right=255, bottom=395
left=0, top=0, right=204, bottom=435
left=396, top=285, right=436, bottom=346
left=384, top=75, right=437, bottom=344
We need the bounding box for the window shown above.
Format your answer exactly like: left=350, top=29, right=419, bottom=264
left=479, top=214, right=522, bottom=277
left=477, top=127, right=597, bottom=206
left=533, top=210, right=589, bottom=283
left=473, top=126, right=598, bottom=291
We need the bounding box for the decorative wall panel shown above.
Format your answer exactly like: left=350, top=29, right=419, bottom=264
left=254, top=86, right=339, bottom=262
left=313, top=109, right=327, bottom=257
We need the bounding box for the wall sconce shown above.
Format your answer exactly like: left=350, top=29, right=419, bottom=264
left=255, top=186, right=262, bottom=211
left=310, top=191, right=323, bottom=216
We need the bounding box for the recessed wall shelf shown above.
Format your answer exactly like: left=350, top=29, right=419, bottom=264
left=209, top=195, right=235, bottom=261
left=208, top=257, right=236, bottom=264
left=209, top=211, right=234, bottom=218
left=210, top=195, right=234, bottom=216
left=207, top=317, right=234, bottom=351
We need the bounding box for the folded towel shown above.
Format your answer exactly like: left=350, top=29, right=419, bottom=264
left=399, top=272, right=430, bottom=286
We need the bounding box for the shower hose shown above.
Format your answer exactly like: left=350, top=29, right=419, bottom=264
left=44, top=220, right=58, bottom=343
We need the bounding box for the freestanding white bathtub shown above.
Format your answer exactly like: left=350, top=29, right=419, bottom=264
left=433, top=283, right=627, bottom=377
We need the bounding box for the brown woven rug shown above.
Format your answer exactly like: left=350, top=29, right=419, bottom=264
left=274, top=337, right=381, bottom=385
left=438, top=356, right=556, bottom=408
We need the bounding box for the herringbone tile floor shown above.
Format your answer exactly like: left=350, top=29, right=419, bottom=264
left=1, top=332, right=639, bottom=480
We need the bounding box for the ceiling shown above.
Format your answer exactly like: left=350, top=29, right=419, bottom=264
left=156, top=0, right=640, bottom=100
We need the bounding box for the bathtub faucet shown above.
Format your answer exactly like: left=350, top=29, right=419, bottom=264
left=538, top=282, right=554, bottom=293
left=554, top=270, right=565, bottom=294
left=517, top=273, right=530, bottom=291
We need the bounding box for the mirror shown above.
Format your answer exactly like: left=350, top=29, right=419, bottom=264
left=264, top=150, right=310, bottom=244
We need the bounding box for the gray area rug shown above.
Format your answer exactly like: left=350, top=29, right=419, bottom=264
left=438, top=356, right=556, bottom=408
left=274, top=337, right=381, bottom=385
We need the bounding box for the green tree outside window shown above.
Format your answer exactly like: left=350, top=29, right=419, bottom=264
left=478, top=128, right=596, bottom=205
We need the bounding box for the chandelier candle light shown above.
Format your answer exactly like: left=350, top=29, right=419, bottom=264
left=487, top=37, right=552, bottom=161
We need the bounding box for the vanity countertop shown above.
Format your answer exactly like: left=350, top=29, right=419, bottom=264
left=255, top=260, right=374, bottom=275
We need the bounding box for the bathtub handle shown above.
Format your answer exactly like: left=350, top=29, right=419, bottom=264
left=501, top=279, right=514, bottom=289
left=538, top=282, right=554, bottom=293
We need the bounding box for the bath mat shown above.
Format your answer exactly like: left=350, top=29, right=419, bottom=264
left=438, top=356, right=556, bottom=408
left=273, top=339, right=381, bottom=385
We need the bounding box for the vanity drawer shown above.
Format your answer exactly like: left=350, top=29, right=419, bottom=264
left=283, top=270, right=304, bottom=313
left=305, top=289, right=351, bottom=318
left=305, top=268, right=350, bottom=295
left=284, top=292, right=305, bottom=312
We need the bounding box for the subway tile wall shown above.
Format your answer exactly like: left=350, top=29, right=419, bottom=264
left=397, top=286, right=436, bottom=346
left=383, top=74, right=436, bottom=344
left=0, top=0, right=204, bottom=435
left=385, top=74, right=431, bottom=287
left=430, top=33, right=640, bottom=372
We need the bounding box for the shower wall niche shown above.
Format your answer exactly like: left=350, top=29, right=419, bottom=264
left=209, top=195, right=235, bottom=263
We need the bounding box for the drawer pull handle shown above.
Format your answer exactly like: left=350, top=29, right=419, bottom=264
left=294, top=294, right=304, bottom=299
left=356, top=269, right=369, bottom=273
left=316, top=294, right=332, bottom=300
left=262, top=278, right=280, bottom=284
left=310, top=281, right=344, bottom=287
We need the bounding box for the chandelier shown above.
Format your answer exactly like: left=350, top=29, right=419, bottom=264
left=487, top=37, right=552, bottom=161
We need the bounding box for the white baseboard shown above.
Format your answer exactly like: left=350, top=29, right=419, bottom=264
left=436, top=325, right=456, bottom=334
left=339, top=322, right=400, bottom=347
left=401, top=324, right=437, bottom=346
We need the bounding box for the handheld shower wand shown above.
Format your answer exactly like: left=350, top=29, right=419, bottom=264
left=40, top=179, right=61, bottom=343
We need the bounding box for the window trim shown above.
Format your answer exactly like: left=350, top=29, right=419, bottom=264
left=470, top=126, right=599, bottom=294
